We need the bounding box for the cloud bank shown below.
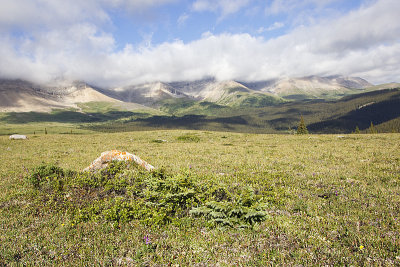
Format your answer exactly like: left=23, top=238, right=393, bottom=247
left=0, top=0, right=399, bottom=87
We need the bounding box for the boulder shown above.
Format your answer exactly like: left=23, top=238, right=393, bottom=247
left=84, top=150, right=155, bottom=172
left=9, top=134, right=27, bottom=140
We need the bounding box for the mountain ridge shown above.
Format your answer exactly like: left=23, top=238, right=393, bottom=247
left=240, top=75, right=373, bottom=99
left=1, top=75, right=399, bottom=113
left=0, top=79, right=121, bottom=113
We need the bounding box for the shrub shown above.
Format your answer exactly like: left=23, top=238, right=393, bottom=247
left=176, top=134, right=200, bottom=142
left=28, top=162, right=280, bottom=228
left=28, top=163, right=65, bottom=189
left=190, top=199, right=268, bottom=228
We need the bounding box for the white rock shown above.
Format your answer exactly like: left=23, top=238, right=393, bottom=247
left=9, top=134, right=27, bottom=140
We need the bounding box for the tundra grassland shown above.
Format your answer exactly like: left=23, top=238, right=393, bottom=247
left=0, top=131, right=399, bottom=265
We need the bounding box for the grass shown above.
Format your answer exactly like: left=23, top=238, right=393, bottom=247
left=0, top=130, right=399, bottom=265
left=0, top=121, right=95, bottom=135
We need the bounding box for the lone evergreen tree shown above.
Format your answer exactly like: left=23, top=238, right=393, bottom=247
left=297, top=115, right=309, bottom=134
left=368, top=122, right=377, bottom=134
left=354, top=125, right=360, bottom=134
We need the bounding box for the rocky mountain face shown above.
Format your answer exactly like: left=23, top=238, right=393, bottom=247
left=105, top=75, right=374, bottom=106
left=241, top=75, right=373, bottom=99
left=106, top=82, right=195, bottom=107
left=105, top=78, right=284, bottom=108
left=0, top=75, right=386, bottom=112
left=0, top=79, right=119, bottom=112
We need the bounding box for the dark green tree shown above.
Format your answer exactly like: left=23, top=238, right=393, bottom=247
left=368, top=122, right=377, bottom=134
left=297, top=115, right=309, bottom=134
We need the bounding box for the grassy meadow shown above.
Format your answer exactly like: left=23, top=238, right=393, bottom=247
left=0, top=130, right=399, bottom=265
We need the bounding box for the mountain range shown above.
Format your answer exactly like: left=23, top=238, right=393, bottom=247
left=1, top=76, right=399, bottom=134
left=1, top=75, right=393, bottom=113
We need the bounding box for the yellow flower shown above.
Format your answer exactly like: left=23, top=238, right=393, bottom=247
left=359, top=245, right=364, bottom=250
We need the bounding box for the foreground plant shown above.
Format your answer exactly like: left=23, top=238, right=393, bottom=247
left=27, top=161, right=281, bottom=229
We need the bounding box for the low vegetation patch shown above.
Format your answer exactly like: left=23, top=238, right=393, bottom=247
left=27, top=161, right=282, bottom=229
left=176, top=133, right=201, bottom=142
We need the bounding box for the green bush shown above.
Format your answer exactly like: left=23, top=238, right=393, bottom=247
left=28, top=162, right=279, bottom=228
left=190, top=195, right=268, bottom=228
left=176, top=134, right=200, bottom=142
left=28, top=163, right=65, bottom=189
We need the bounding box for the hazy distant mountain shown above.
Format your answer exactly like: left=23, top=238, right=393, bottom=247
left=105, top=82, right=195, bottom=107
left=109, top=79, right=283, bottom=108
left=180, top=80, right=283, bottom=107
left=241, top=75, right=373, bottom=99
left=0, top=79, right=120, bottom=112
left=0, top=79, right=69, bottom=112
left=1, top=75, right=398, bottom=113
left=108, top=75, right=374, bottom=107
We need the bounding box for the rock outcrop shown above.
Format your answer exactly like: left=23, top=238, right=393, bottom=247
left=9, top=134, right=28, bottom=140
left=84, top=150, right=155, bottom=172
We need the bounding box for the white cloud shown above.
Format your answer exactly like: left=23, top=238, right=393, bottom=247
left=0, top=0, right=177, bottom=32
left=257, top=22, right=284, bottom=33
left=267, top=0, right=342, bottom=15
left=0, top=1, right=112, bottom=29
left=177, top=13, right=189, bottom=26
left=0, top=0, right=399, bottom=87
left=104, top=0, right=178, bottom=12
left=192, top=0, right=250, bottom=18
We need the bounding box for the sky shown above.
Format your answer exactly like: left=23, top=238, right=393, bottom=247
left=0, top=0, right=399, bottom=87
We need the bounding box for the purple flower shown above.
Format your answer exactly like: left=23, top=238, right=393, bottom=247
left=144, top=235, right=151, bottom=245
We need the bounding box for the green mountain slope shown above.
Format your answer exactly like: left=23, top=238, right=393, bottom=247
left=307, top=89, right=400, bottom=133
left=156, top=81, right=284, bottom=114
left=1, top=81, right=399, bottom=134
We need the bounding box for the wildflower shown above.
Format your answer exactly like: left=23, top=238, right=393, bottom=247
left=359, top=245, right=364, bottom=250
left=144, top=235, right=151, bottom=245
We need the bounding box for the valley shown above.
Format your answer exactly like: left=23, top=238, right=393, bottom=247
left=0, top=76, right=399, bottom=135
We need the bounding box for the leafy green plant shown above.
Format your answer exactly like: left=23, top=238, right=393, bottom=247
left=151, top=139, right=166, bottom=143
left=189, top=186, right=270, bottom=227
left=190, top=199, right=268, bottom=227
left=176, top=134, right=200, bottom=142
left=27, top=160, right=277, bottom=229
left=103, top=197, right=136, bottom=226
left=28, top=163, right=65, bottom=189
